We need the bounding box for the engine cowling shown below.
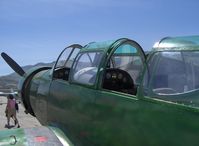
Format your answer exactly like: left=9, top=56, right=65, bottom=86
left=18, top=67, right=51, bottom=116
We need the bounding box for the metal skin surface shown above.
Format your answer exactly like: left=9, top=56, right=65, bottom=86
left=1, top=36, right=199, bottom=146
left=30, top=37, right=199, bottom=146
left=46, top=81, right=199, bottom=146
left=0, top=126, right=72, bottom=146
left=0, top=128, right=25, bottom=146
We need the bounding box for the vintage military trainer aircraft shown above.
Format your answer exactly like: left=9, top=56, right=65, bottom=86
left=1, top=36, right=199, bottom=146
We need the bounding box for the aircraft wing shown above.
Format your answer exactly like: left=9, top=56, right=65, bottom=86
left=0, top=92, right=12, bottom=96
left=0, top=126, right=74, bottom=146
left=0, top=92, right=18, bottom=99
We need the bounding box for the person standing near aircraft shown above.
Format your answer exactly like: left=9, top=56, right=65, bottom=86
left=5, top=94, right=20, bottom=128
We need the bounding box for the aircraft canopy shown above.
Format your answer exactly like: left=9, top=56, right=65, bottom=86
left=153, top=35, right=199, bottom=51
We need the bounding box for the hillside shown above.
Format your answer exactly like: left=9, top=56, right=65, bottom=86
left=0, top=62, right=54, bottom=90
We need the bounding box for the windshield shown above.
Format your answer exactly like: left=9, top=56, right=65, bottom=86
left=144, top=51, right=199, bottom=106
left=71, top=51, right=104, bottom=85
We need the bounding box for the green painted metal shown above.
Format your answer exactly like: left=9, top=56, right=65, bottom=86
left=1, top=36, right=199, bottom=146
left=30, top=36, right=199, bottom=145
left=0, top=126, right=71, bottom=146
left=83, top=40, right=116, bottom=52
left=0, top=128, right=27, bottom=146
left=49, top=126, right=74, bottom=146
left=47, top=37, right=199, bottom=145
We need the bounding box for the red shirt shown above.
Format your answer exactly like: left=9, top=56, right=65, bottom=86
left=7, top=99, right=16, bottom=109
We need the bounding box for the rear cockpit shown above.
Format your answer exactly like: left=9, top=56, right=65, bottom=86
left=143, top=36, right=199, bottom=107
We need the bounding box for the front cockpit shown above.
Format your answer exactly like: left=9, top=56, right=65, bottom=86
left=68, top=38, right=146, bottom=95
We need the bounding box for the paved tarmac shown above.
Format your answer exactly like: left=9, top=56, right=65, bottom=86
left=0, top=96, right=41, bottom=130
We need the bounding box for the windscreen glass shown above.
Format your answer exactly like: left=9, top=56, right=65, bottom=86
left=71, top=52, right=103, bottom=85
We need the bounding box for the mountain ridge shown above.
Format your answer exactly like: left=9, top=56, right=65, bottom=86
left=0, top=62, right=54, bottom=90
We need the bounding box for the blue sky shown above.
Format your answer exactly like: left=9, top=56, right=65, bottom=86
left=0, top=0, right=199, bottom=75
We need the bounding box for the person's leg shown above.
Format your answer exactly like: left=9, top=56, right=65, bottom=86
left=11, top=115, right=16, bottom=125
left=13, top=113, right=20, bottom=128
left=7, top=114, right=11, bottom=128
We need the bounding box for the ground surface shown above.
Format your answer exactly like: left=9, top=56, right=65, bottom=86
left=0, top=96, right=41, bottom=130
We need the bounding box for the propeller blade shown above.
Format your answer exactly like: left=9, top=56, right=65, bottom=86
left=1, top=52, right=25, bottom=76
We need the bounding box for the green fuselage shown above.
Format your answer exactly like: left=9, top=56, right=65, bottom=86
left=25, top=68, right=199, bottom=146
left=9, top=36, right=199, bottom=146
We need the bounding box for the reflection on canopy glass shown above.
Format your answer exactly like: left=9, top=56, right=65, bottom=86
left=144, top=51, right=199, bottom=106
